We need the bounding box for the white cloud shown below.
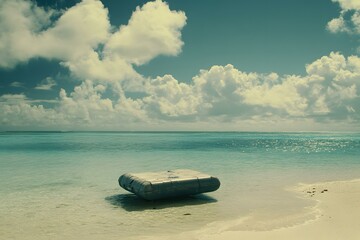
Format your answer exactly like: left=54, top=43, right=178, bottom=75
left=331, top=0, right=360, bottom=10
left=206, top=54, right=356, bottom=121
left=61, top=50, right=142, bottom=84
left=0, top=93, right=59, bottom=128
left=137, top=53, right=359, bottom=122
left=0, top=1, right=360, bottom=130
left=65, top=0, right=186, bottom=85
left=64, top=53, right=360, bottom=121
left=35, top=77, right=57, bottom=90
left=143, top=75, right=201, bottom=117
left=0, top=0, right=188, bottom=129
left=326, top=15, right=350, bottom=33
left=0, top=81, right=147, bottom=129
left=301, top=52, right=359, bottom=118
left=328, top=0, right=360, bottom=34
left=305, top=52, right=347, bottom=76
left=241, top=76, right=308, bottom=116
left=36, top=0, right=110, bottom=60
left=0, top=0, right=51, bottom=68
left=58, top=80, right=114, bottom=124
left=114, top=97, right=148, bottom=123
left=1, top=52, right=359, bottom=130
left=189, top=65, right=308, bottom=117
left=0, top=0, right=186, bottom=90
left=0, top=0, right=110, bottom=68
left=104, top=0, right=186, bottom=65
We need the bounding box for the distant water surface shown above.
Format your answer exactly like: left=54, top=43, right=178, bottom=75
left=0, top=132, right=359, bottom=239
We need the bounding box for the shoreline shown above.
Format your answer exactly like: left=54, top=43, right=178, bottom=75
left=2, top=177, right=360, bottom=240
left=139, top=178, right=360, bottom=240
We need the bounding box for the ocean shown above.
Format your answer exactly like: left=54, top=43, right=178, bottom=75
left=0, top=132, right=359, bottom=239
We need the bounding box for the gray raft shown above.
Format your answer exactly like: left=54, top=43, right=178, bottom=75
left=118, top=169, right=220, bottom=200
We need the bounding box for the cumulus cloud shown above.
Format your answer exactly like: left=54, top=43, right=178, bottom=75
left=143, top=75, right=201, bottom=117
left=58, top=80, right=114, bottom=124
left=61, top=50, right=143, bottom=86
left=0, top=93, right=59, bottom=128
left=327, top=15, right=350, bottom=33
left=327, top=0, right=360, bottom=34
left=0, top=0, right=187, bottom=129
left=0, top=0, right=52, bottom=68
left=143, top=52, right=359, bottom=123
left=241, top=75, right=308, bottom=116
left=0, top=0, right=186, bottom=90
left=4, top=51, right=359, bottom=130
left=0, top=0, right=110, bottom=68
left=304, top=53, right=359, bottom=118
left=331, top=0, right=360, bottom=10
left=104, top=0, right=186, bottom=65
left=65, top=0, right=186, bottom=85
left=0, top=1, right=359, bottom=130
left=0, top=81, right=148, bottom=129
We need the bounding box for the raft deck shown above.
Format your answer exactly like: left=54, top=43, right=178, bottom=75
left=118, top=169, right=220, bottom=200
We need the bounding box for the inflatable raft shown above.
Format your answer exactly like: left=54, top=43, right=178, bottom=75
left=118, top=169, right=220, bottom=200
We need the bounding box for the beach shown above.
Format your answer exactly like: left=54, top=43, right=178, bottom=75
left=141, top=178, right=360, bottom=240
left=213, top=178, right=360, bottom=240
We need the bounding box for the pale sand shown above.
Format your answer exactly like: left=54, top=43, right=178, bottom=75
left=138, top=178, right=360, bottom=240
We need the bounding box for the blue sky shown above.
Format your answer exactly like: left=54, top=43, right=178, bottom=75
left=0, top=0, right=359, bottom=131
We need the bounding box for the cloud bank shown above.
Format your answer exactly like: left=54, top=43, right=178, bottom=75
left=0, top=0, right=359, bottom=131
left=1, top=52, right=359, bottom=130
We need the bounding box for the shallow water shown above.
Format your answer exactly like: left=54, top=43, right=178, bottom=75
left=0, top=132, right=359, bottom=239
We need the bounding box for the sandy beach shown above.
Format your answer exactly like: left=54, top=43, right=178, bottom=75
left=138, top=178, right=360, bottom=240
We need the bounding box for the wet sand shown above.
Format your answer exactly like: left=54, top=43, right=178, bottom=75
left=139, top=178, right=360, bottom=240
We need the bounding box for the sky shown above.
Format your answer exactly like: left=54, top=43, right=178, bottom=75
left=0, top=0, right=359, bottom=131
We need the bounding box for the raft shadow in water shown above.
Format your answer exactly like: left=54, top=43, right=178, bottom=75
left=105, top=193, right=217, bottom=212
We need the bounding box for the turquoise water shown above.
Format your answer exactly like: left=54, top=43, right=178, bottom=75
left=0, top=132, right=359, bottom=239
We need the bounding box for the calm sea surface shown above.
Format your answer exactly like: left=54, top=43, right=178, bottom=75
left=0, top=132, right=359, bottom=239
